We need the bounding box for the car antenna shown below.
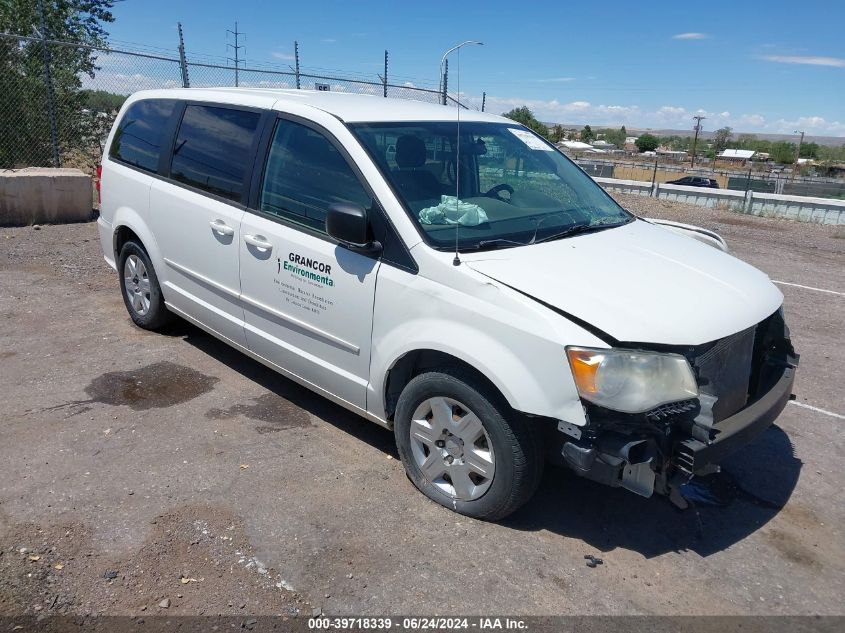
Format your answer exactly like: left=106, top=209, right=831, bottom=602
left=440, top=41, right=483, bottom=266
left=452, top=47, right=462, bottom=266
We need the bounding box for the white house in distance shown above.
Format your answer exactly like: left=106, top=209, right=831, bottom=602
left=717, top=149, right=756, bottom=165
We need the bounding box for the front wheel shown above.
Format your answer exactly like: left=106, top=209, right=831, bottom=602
left=394, top=369, right=543, bottom=520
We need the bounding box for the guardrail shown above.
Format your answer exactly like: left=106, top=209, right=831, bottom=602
left=594, top=177, right=845, bottom=225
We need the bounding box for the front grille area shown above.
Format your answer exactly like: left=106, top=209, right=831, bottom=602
left=646, top=399, right=698, bottom=422
left=688, top=326, right=756, bottom=422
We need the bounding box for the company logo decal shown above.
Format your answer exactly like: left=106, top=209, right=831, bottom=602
left=278, top=252, right=334, bottom=287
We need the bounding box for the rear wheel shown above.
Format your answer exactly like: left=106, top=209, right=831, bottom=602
left=118, top=240, right=171, bottom=330
left=394, top=369, right=543, bottom=520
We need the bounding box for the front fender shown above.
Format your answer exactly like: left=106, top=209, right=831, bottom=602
left=368, top=264, right=604, bottom=426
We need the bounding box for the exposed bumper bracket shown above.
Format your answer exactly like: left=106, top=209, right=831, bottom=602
left=674, top=365, right=796, bottom=474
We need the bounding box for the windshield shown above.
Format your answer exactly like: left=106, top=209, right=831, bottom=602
left=350, top=121, right=633, bottom=251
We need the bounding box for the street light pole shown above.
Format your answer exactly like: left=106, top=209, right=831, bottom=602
left=793, top=129, right=805, bottom=169
left=690, top=115, right=705, bottom=168
left=439, top=40, right=483, bottom=106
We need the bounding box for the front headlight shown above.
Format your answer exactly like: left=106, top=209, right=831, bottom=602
left=566, top=346, right=698, bottom=414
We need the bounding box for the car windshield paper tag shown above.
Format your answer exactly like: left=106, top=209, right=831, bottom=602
left=508, top=128, right=553, bottom=151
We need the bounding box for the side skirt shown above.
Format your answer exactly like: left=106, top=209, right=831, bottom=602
left=164, top=302, right=391, bottom=430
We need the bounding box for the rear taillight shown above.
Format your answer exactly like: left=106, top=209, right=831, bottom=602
left=96, top=165, right=102, bottom=204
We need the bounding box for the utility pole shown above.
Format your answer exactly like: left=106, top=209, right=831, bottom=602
left=294, top=41, right=301, bottom=89
left=177, top=22, right=190, bottom=88
left=690, top=115, right=706, bottom=168
left=226, top=22, right=244, bottom=87
left=481, top=91, right=486, bottom=112
left=793, top=129, right=805, bottom=174
left=383, top=50, right=388, bottom=97
left=441, top=58, right=448, bottom=105
left=36, top=0, right=60, bottom=167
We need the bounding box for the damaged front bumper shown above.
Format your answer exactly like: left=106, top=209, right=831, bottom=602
left=673, top=363, right=795, bottom=475
left=558, top=310, right=798, bottom=508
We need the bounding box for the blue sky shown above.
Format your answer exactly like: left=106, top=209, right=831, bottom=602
left=105, top=0, right=845, bottom=136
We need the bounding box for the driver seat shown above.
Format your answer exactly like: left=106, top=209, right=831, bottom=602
left=391, top=135, right=447, bottom=203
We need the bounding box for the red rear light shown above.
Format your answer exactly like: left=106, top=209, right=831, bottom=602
left=96, top=165, right=102, bottom=204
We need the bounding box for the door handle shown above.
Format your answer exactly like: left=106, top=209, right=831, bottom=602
left=209, top=219, right=235, bottom=236
left=244, top=234, right=273, bottom=251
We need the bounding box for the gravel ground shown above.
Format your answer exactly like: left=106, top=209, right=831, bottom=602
left=0, top=198, right=843, bottom=618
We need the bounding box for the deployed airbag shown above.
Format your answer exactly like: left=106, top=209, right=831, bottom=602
left=419, top=195, right=489, bottom=226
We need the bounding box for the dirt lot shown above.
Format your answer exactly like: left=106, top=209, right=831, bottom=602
left=0, top=197, right=843, bottom=618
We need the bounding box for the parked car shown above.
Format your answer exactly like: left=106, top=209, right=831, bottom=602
left=666, top=175, right=720, bottom=188
left=98, top=89, right=797, bottom=520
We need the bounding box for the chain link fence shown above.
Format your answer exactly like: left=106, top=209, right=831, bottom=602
left=0, top=32, right=470, bottom=175
left=568, top=155, right=845, bottom=199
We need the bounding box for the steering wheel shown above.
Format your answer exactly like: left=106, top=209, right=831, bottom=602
left=484, top=183, right=514, bottom=202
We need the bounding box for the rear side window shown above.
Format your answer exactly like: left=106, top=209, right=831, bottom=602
left=109, top=99, right=176, bottom=172
left=170, top=105, right=261, bottom=202
left=259, top=118, right=371, bottom=232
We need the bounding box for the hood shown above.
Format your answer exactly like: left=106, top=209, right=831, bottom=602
left=463, top=219, right=782, bottom=346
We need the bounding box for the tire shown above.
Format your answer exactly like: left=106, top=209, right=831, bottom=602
left=394, top=369, right=543, bottom=520
left=117, top=240, right=171, bottom=330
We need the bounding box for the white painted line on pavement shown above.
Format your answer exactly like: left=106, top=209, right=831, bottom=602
left=789, top=401, right=845, bottom=420
left=773, top=280, right=845, bottom=297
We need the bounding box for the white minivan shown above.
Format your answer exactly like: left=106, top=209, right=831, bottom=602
left=98, top=89, right=798, bottom=519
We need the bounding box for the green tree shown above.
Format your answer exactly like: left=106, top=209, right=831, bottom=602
left=818, top=144, right=845, bottom=163
left=550, top=124, right=564, bottom=142
left=81, top=89, right=126, bottom=112
left=598, top=127, right=625, bottom=147
left=770, top=141, right=797, bottom=164
left=0, top=0, right=116, bottom=168
left=800, top=142, right=819, bottom=159
left=712, top=126, right=733, bottom=153
left=580, top=124, right=594, bottom=143
left=635, top=133, right=659, bottom=153
left=501, top=106, right=549, bottom=139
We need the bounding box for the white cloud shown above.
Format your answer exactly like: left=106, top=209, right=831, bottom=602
left=672, top=32, right=709, bottom=40
left=737, top=114, right=766, bottom=127
left=468, top=94, right=845, bottom=135
left=321, top=38, right=337, bottom=43
left=536, top=77, right=575, bottom=83
left=760, top=55, right=845, bottom=67
left=770, top=116, right=845, bottom=134
left=271, top=51, right=295, bottom=61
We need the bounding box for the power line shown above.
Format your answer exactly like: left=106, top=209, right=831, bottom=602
left=226, top=21, right=244, bottom=87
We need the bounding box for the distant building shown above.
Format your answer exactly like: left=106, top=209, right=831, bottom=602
left=656, top=149, right=688, bottom=160
left=718, top=149, right=756, bottom=160
left=591, top=140, right=617, bottom=150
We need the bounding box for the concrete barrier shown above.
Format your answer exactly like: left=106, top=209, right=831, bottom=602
left=594, top=175, right=845, bottom=225
left=749, top=191, right=845, bottom=225
left=0, top=168, right=93, bottom=227
left=594, top=177, right=652, bottom=197
left=657, top=183, right=746, bottom=210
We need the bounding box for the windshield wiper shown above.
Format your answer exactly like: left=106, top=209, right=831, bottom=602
left=533, top=219, right=624, bottom=244
left=464, top=216, right=630, bottom=251
left=466, top=238, right=527, bottom=252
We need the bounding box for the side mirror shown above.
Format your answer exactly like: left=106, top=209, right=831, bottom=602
left=326, top=202, right=381, bottom=252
